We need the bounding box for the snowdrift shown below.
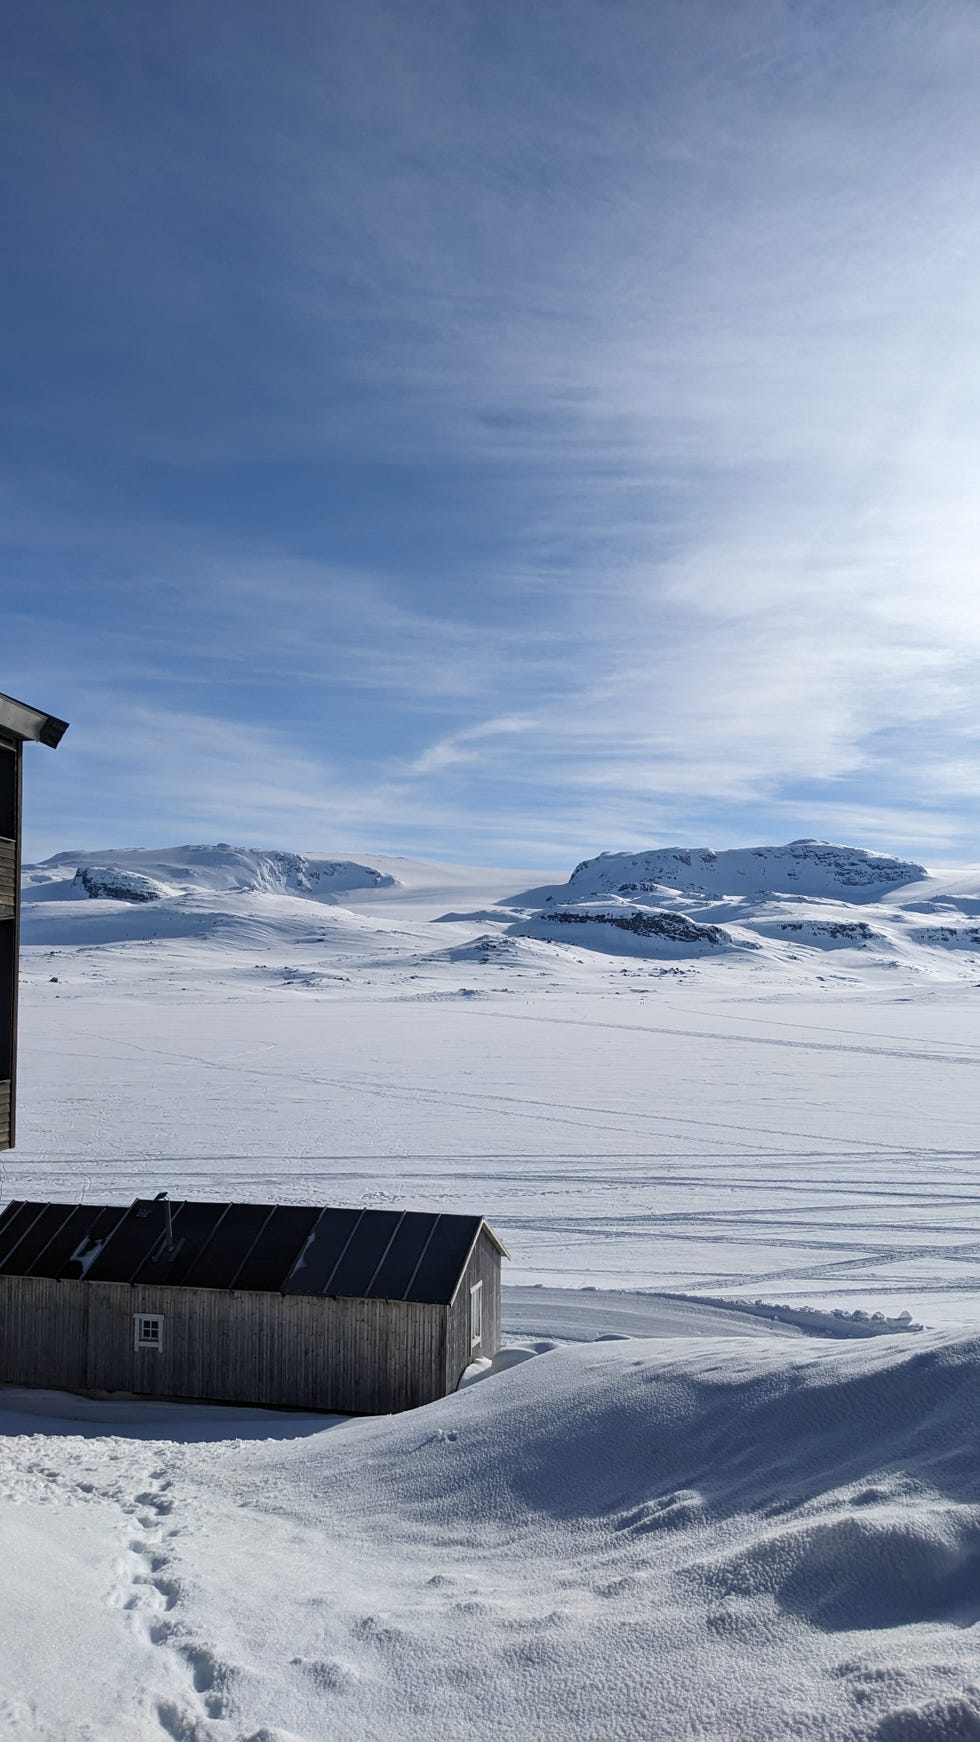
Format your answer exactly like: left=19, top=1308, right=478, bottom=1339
left=28, top=1328, right=976, bottom=1742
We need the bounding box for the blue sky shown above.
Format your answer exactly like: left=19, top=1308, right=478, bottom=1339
left=6, top=0, right=980, bottom=867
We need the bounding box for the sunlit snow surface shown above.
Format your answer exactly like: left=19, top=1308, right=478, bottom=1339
left=5, top=1325, right=980, bottom=1740
left=11, top=843, right=980, bottom=1330
left=7, top=842, right=980, bottom=1739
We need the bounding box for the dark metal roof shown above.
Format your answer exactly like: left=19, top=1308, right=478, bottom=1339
left=0, top=1198, right=506, bottom=1305
left=0, top=691, right=69, bottom=748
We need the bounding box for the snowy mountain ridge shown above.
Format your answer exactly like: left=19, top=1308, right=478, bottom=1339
left=32, top=844, right=398, bottom=900
left=19, top=835, right=980, bottom=986
left=564, top=838, right=928, bottom=901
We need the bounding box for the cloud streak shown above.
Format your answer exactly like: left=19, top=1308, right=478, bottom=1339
left=7, top=2, right=980, bottom=864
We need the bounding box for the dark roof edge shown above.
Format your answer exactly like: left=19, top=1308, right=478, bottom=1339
left=448, top=1218, right=510, bottom=1307
left=482, top=1220, right=510, bottom=1261
left=0, top=691, right=69, bottom=748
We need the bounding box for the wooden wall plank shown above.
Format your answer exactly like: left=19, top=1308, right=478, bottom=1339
left=0, top=840, right=15, bottom=911
left=0, top=1275, right=450, bottom=1414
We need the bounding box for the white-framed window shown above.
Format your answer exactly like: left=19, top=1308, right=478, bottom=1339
left=470, top=1281, right=483, bottom=1350
left=134, top=1313, right=164, bottom=1351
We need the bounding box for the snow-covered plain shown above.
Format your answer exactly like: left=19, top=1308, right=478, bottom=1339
left=11, top=840, right=980, bottom=1329
left=6, top=839, right=980, bottom=1739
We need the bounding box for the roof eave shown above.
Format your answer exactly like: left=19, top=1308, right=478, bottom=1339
left=448, top=1218, right=510, bottom=1307
left=482, top=1220, right=510, bottom=1261
left=0, top=691, right=69, bottom=748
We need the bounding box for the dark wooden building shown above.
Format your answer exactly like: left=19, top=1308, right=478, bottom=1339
left=0, top=1195, right=506, bottom=1413
left=0, top=689, right=69, bottom=1150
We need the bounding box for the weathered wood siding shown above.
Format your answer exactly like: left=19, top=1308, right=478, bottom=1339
left=445, top=1228, right=501, bottom=1393
left=0, top=1276, right=448, bottom=1413
left=0, top=841, right=15, bottom=914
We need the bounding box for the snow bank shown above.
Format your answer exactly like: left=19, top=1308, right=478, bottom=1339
left=6, top=1321, right=980, bottom=1738
left=672, top=1291, right=923, bottom=1337
left=150, top=1334, right=980, bottom=1736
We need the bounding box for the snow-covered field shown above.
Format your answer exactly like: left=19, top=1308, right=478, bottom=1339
left=6, top=839, right=980, bottom=1738
left=6, top=1322, right=980, bottom=1741
left=11, top=840, right=980, bottom=1329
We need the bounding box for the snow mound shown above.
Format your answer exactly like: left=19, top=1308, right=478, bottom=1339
left=311, top=1330, right=976, bottom=1554
left=563, top=839, right=928, bottom=902
left=457, top=1344, right=545, bottom=1386
left=438, top=932, right=583, bottom=968
left=200, top=1330, right=980, bottom=1739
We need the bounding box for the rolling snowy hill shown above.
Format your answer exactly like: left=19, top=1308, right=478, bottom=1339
left=560, top=838, right=928, bottom=899
left=19, top=837, right=980, bottom=981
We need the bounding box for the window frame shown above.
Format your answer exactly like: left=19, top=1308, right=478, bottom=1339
left=470, top=1280, right=483, bottom=1351
left=133, top=1313, right=164, bottom=1351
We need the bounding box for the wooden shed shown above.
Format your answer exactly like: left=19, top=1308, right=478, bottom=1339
left=0, top=1195, right=507, bottom=1413
left=0, top=689, right=69, bottom=1151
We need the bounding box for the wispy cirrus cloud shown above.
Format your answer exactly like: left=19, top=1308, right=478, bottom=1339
left=8, top=2, right=980, bottom=865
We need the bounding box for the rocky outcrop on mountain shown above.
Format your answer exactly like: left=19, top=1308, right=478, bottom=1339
left=512, top=899, right=742, bottom=956
left=73, top=867, right=166, bottom=903
left=544, top=907, right=731, bottom=946
left=237, top=851, right=397, bottom=896
left=769, top=920, right=882, bottom=945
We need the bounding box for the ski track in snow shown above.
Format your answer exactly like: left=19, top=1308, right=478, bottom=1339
left=10, top=845, right=980, bottom=1736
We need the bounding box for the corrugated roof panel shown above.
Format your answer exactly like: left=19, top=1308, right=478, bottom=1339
left=28, top=1204, right=105, bottom=1279
left=0, top=1198, right=500, bottom=1300
left=84, top=1201, right=175, bottom=1283
left=3, top=1203, right=73, bottom=1275
left=231, top=1205, right=321, bottom=1292
left=180, top=1203, right=272, bottom=1288
left=163, top=1203, right=234, bottom=1287
left=362, top=1211, right=440, bottom=1301
left=281, top=1207, right=362, bottom=1296
left=325, top=1208, right=404, bottom=1298
left=0, top=1199, right=25, bottom=1247
left=404, top=1214, right=481, bottom=1304
left=0, top=1201, right=38, bottom=1269
left=131, top=1201, right=230, bottom=1287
